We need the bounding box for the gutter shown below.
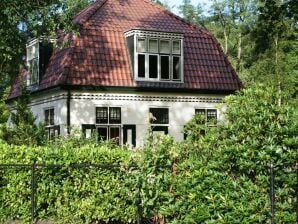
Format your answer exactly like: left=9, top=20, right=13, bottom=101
left=67, top=90, right=71, bottom=134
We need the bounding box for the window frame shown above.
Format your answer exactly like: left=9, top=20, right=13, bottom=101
left=95, top=106, right=122, bottom=145
left=195, top=108, right=218, bottom=126
left=44, top=108, right=55, bottom=126
left=132, top=34, right=183, bottom=83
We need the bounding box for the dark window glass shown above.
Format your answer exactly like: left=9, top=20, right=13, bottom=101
left=110, top=127, right=120, bottom=145
left=195, top=109, right=205, bottom=116
left=151, top=126, right=168, bottom=134
left=138, top=54, right=146, bottom=78
left=96, top=107, right=108, bottom=124
left=160, top=56, right=169, bottom=80
left=149, top=55, right=158, bottom=79
left=109, top=107, right=121, bottom=124
left=45, top=108, right=54, bottom=126
left=98, top=127, right=108, bottom=141
left=149, top=108, right=169, bottom=124
left=207, top=109, right=217, bottom=124
left=45, top=125, right=60, bottom=140
left=173, top=56, right=181, bottom=80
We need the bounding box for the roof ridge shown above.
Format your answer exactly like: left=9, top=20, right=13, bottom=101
left=142, top=0, right=211, bottom=36
left=73, top=0, right=108, bottom=25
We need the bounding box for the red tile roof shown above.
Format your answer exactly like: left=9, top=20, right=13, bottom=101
left=9, top=0, right=242, bottom=99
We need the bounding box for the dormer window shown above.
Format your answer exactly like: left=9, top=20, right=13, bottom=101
left=26, top=37, right=54, bottom=86
left=125, top=30, right=184, bottom=82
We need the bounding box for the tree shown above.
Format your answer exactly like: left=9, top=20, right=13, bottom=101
left=3, top=86, right=45, bottom=145
left=162, top=84, right=297, bottom=223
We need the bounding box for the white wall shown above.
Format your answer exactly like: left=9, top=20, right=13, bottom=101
left=70, top=91, right=225, bottom=146
left=30, top=91, right=68, bottom=136
left=27, top=90, right=226, bottom=146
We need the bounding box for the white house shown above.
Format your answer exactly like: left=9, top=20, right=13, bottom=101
left=7, top=0, right=242, bottom=147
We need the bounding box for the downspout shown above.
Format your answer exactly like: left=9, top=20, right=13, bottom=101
left=67, top=90, right=71, bottom=135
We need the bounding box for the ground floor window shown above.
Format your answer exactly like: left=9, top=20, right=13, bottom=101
left=195, top=108, right=217, bottom=126
left=45, top=125, right=60, bottom=140
left=44, top=108, right=59, bottom=140
left=97, top=125, right=121, bottom=145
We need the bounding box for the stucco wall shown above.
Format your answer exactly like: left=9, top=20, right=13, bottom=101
left=27, top=90, right=225, bottom=146
left=70, top=91, right=225, bottom=146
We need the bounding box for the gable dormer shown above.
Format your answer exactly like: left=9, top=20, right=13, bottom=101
left=125, top=29, right=184, bottom=83
left=26, top=37, right=54, bottom=87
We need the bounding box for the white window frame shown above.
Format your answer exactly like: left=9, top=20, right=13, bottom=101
left=95, top=106, right=122, bottom=144
left=127, top=30, right=184, bottom=83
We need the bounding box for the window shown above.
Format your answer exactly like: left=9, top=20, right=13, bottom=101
left=44, top=108, right=59, bottom=140
left=96, top=107, right=121, bottom=144
left=125, top=30, right=183, bottom=82
left=45, top=108, right=54, bottom=126
left=149, top=108, right=169, bottom=135
left=195, top=109, right=217, bottom=125
left=27, top=40, right=39, bottom=85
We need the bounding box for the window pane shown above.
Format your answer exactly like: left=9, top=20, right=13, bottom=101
left=160, top=56, right=170, bottom=80
left=138, top=54, right=146, bottom=78
left=149, top=39, right=158, bottom=53
left=45, top=110, right=49, bottom=125
left=96, top=107, right=108, bottom=124
left=195, top=109, right=206, bottom=116
left=149, top=55, right=158, bottom=79
left=172, top=41, right=181, bottom=54
left=98, top=127, right=108, bottom=141
left=172, top=56, right=181, bottom=80
left=207, top=109, right=217, bottom=124
left=160, top=40, right=170, bottom=54
left=49, top=109, right=54, bottom=125
left=149, top=108, right=169, bottom=124
left=110, top=127, right=120, bottom=145
left=30, top=58, right=39, bottom=84
left=27, top=43, right=39, bottom=61
left=137, top=38, right=146, bottom=53
left=109, top=107, right=121, bottom=124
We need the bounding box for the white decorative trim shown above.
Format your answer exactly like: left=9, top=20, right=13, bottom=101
left=125, top=29, right=184, bottom=39
left=71, top=94, right=222, bottom=103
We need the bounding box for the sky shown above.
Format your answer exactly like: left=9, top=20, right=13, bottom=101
left=165, top=0, right=213, bottom=15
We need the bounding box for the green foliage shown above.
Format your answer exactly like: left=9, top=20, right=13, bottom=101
left=161, top=84, right=297, bottom=223
left=0, top=141, right=135, bottom=223
left=3, top=86, right=46, bottom=146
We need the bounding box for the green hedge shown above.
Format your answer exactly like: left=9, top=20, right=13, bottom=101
left=0, top=141, right=137, bottom=223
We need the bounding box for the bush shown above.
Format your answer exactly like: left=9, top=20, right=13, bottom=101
left=0, top=141, right=136, bottom=223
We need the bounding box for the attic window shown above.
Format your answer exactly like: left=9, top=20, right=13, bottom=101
left=125, top=30, right=184, bottom=82
left=26, top=37, right=54, bottom=86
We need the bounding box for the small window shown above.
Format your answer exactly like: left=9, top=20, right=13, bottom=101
left=160, top=56, right=170, bottom=80
left=82, top=124, right=96, bottom=138
left=207, top=109, right=217, bottom=124
left=149, top=39, right=158, bottom=53
left=98, top=127, right=108, bottom=141
left=160, top=40, right=171, bottom=54
left=149, top=108, right=169, bottom=124
left=137, top=38, right=146, bottom=53
left=45, top=108, right=54, bottom=126
left=96, top=107, right=108, bottom=124
left=138, top=54, right=146, bottom=78
left=149, top=55, right=158, bottom=79
left=195, top=109, right=217, bottom=125
left=109, top=126, right=121, bottom=145
left=45, top=125, right=60, bottom=140
left=109, top=107, right=121, bottom=124
left=172, top=41, right=181, bottom=55
left=172, top=56, right=181, bottom=80
left=96, top=107, right=121, bottom=124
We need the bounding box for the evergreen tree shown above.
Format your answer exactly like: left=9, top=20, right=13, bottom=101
left=4, top=86, right=45, bottom=145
